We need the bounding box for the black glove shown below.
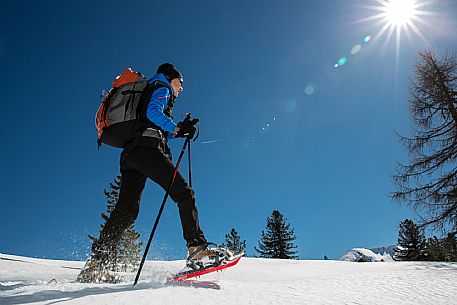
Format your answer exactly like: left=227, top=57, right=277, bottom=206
left=176, top=117, right=199, bottom=139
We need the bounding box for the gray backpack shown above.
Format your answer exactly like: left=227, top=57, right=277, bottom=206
left=95, top=68, right=149, bottom=149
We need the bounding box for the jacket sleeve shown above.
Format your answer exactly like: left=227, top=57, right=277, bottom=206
left=145, top=87, right=177, bottom=134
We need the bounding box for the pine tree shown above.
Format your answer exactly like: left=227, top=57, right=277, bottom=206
left=255, top=210, right=298, bottom=259
left=423, top=233, right=457, bottom=262
left=392, top=51, right=457, bottom=231
left=224, top=228, right=246, bottom=255
left=88, top=175, right=143, bottom=272
left=117, top=227, right=143, bottom=272
left=423, top=236, right=445, bottom=261
left=394, top=219, right=426, bottom=261
left=442, top=233, right=457, bottom=262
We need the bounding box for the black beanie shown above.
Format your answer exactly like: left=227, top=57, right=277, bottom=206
left=157, top=63, right=183, bottom=82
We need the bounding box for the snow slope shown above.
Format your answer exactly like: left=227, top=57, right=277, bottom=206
left=1, top=253, right=456, bottom=305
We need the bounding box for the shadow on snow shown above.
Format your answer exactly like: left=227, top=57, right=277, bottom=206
left=1, top=279, right=220, bottom=305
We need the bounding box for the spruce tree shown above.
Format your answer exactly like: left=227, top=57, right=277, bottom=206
left=117, top=227, right=143, bottom=272
left=442, top=233, right=457, bottom=262
left=424, top=236, right=445, bottom=261
left=423, top=233, right=457, bottom=262
left=255, top=210, right=298, bottom=259
left=224, top=228, right=246, bottom=255
left=88, top=175, right=143, bottom=272
left=394, top=219, right=426, bottom=261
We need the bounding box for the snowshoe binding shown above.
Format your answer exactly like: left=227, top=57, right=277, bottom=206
left=186, top=242, right=237, bottom=271
left=171, top=243, right=243, bottom=281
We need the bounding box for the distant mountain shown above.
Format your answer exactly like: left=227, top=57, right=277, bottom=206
left=370, top=245, right=396, bottom=257
left=340, top=248, right=394, bottom=262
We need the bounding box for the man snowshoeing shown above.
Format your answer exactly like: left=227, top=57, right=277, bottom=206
left=78, top=63, right=216, bottom=283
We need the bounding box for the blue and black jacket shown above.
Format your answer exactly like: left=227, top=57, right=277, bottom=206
left=144, top=73, right=177, bottom=135
left=138, top=73, right=178, bottom=138
left=121, top=73, right=178, bottom=162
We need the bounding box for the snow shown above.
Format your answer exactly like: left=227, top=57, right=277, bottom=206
left=1, top=253, right=456, bottom=305
left=340, top=248, right=394, bottom=262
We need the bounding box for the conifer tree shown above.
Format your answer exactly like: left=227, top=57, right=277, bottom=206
left=394, top=219, right=426, bottom=261
left=442, top=233, right=457, bottom=262
left=423, top=236, right=445, bottom=261
left=117, top=227, right=143, bottom=272
left=88, top=175, right=143, bottom=272
left=224, top=228, right=246, bottom=255
left=255, top=210, right=298, bottom=259
left=423, top=233, right=457, bottom=262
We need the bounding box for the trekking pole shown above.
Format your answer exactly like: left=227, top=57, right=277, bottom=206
left=188, top=123, right=199, bottom=188
left=134, top=136, right=191, bottom=286
left=187, top=141, right=192, bottom=187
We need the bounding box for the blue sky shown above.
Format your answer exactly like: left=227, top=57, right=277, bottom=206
left=1, top=0, right=456, bottom=261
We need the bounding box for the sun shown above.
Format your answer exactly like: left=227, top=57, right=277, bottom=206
left=363, top=0, right=434, bottom=41
left=360, top=0, right=434, bottom=59
left=383, top=0, right=417, bottom=27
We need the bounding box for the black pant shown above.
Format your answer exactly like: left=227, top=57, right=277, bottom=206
left=95, top=138, right=206, bottom=254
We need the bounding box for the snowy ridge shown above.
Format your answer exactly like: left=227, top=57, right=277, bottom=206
left=1, top=253, right=457, bottom=305
left=370, top=245, right=397, bottom=257
left=339, top=248, right=394, bottom=262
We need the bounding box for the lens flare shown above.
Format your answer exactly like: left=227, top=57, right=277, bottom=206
left=305, top=86, right=314, bottom=95
left=285, top=100, right=298, bottom=113
left=351, top=44, right=362, bottom=55
left=305, top=83, right=316, bottom=96
left=338, top=57, right=347, bottom=66
left=363, top=35, right=372, bottom=43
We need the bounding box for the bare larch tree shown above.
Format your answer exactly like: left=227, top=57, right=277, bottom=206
left=393, top=50, right=457, bottom=233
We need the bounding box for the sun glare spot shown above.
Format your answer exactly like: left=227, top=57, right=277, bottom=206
left=360, top=0, right=433, bottom=64
left=384, top=0, right=416, bottom=27
left=365, top=0, right=432, bottom=42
